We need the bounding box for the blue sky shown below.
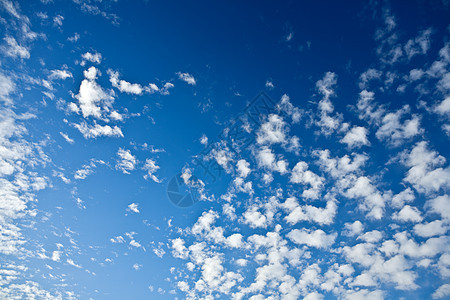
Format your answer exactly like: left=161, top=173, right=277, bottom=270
left=0, top=0, right=450, bottom=299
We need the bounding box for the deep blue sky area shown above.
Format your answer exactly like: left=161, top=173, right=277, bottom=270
left=0, top=0, right=450, bottom=299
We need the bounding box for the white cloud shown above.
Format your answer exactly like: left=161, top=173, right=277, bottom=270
left=143, top=158, right=161, bottom=183
left=359, top=68, right=382, bottom=89
left=392, top=205, right=423, bottom=223
left=283, top=197, right=337, bottom=225
left=404, top=28, right=432, bottom=60
left=256, top=114, right=287, bottom=145
left=74, top=122, right=123, bottom=139
left=375, top=106, right=422, bottom=146
left=59, top=132, right=74, bottom=144
left=81, top=51, right=102, bottom=65
left=391, top=188, right=415, bottom=209
left=402, top=142, right=450, bottom=194
left=340, top=126, right=370, bottom=148
left=53, top=14, right=63, bottom=27
left=434, top=96, right=450, bottom=116
left=242, top=207, right=268, bottom=229
left=127, top=203, right=139, bottom=213
left=108, top=69, right=144, bottom=95
left=255, top=146, right=288, bottom=175
left=3, top=36, right=30, bottom=59
left=200, top=134, right=208, bottom=145
left=265, top=80, right=274, bottom=89
left=357, top=230, right=383, bottom=243
left=426, top=195, right=450, bottom=221
left=116, top=148, right=136, bottom=174
left=236, top=159, right=251, bottom=178
left=287, top=229, right=336, bottom=249
left=74, top=67, right=115, bottom=119
left=345, top=176, right=386, bottom=219
left=290, top=161, right=324, bottom=199
left=0, top=72, right=15, bottom=104
left=433, top=284, right=450, bottom=299
left=48, top=69, right=72, bottom=80
left=277, top=94, right=302, bottom=123
left=177, top=72, right=196, bottom=85
left=67, top=259, right=82, bottom=268
left=344, top=220, right=364, bottom=236
left=414, top=220, right=448, bottom=238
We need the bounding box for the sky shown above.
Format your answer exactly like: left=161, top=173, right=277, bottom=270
left=0, top=0, right=450, bottom=299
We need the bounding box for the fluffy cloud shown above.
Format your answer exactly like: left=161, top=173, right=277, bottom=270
left=0, top=72, right=15, bottom=104
left=143, top=158, right=161, bottom=183
left=48, top=69, right=73, bottom=80
left=340, top=126, right=370, bottom=148
left=2, top=36, right=30, bottom=59
left=375, top=106, right=422, bottom=146
left=127, top=203, right=139, bottom=213
left=177, top=72, right=196, bottom=85
left=402, top=142, right=450, bottom=194
left=73, top=66, right=115, bottom=119
left=287, top=229, right=337, bottom=249
left=81, top=51, right=102, bottom=65
left=116, top=148, right=137, bottom=174
left=290, top=161, right=324, bottom=199
left=74, top=122, right=123, bottom=138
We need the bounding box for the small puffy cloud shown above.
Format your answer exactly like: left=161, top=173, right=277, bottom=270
left=287, top=229, right=337, bottom=249
left=0, top=72, right=15, bottom=104
left=414, top=220, right=448, bottom=238
left=81, top=51, right=102, bottom=65
left=343, top=220, right=364, bottom=236
left=74, top=66, right=115, bottom=119
left=236, top=159, right=251, bottom=178
left=265, top=80, right=274, bottom=89
left=290, top=161, right=324, bottom=199
left=127, top=203, right=139, bottom=213
left=48, top=69, right=72, bottom=80
left=345, top=176, right=386, bottom=219
left=200, top=134, right=208, bottom=145
left=108, top=69, right=144, bottom=95
left=277, top=94, right=302, bottom=123
left=359, top=68, right=382, bottom=89
left=171, top=238, right=189, bottom=259
left=426, top=195, right=450, bottom=221
left=432, top=284, right=450, bottom=299
left=67, top=259, right=82, bottom=268
left=109, top=110, right=123, bottom=121
left=392, top=205, right=423, bottom=223
left=256, top=114, right=288, bottom=145
left=143, top=158, right=161, bottom=183
left=110, top=236, right=125, bottom=243
left=256, top=146, right=288, bottom=175
left=284, top=197, right=337, bottom=225
left=340, top=126, right=370, bottom=148
left=434, top=96, right=450, bottom=116
left=59, top=132, right=74, bottom=144
left=242, top=207, right=268, bottom=229
left=357, top=230, right=383, bottom=243
left=74, top=122, right=123, bottom=139
left=74, top=165, right=93, bottom=180
left=116, top=148, right=137, bottom=174
left=68, top=33, right=80, bottom=42
left=391, top=188, right=415, bottom=209
left=177, top=72, right=196, bottom=85
left=3, top=36, right=30, bottom=59
left=404, top=28, right=432, bottom=60
left=402, top=142, right=450, bottom=194
left=376, top=106, right=422, bottom=146
left=53, top=14, right=63, bottom=27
